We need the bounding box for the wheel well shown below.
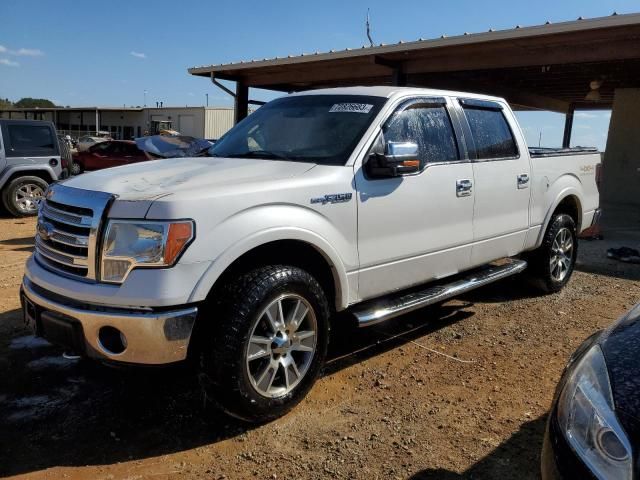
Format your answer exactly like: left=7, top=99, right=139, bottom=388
left=2, top=170, right=54, bottom=189
left=211, top=240, right=339, bottom=312
left=553, top=195, right=581, bottom=230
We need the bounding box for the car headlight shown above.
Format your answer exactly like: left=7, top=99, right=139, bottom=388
left=100, top=220, right=194, bottom=283
left=557, top=345, right=632, bottom=480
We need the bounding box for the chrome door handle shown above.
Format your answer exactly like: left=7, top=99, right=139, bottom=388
left=517, top=174, right=530, bottom=189
left=456, top=179, right=473, bottom=197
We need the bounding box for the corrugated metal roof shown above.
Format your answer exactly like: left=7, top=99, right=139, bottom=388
left=189, top=12, right=640, bottom=76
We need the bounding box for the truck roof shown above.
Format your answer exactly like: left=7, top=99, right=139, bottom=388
left=289, top=85, right=505, bottom=103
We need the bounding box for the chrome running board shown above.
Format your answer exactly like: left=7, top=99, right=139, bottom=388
left=352, top=258, right=527, bottom=327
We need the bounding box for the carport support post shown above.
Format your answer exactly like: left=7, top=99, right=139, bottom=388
left=235, top=81, right=249, bottom=124
left=562, top=104, right=575, bottom=148
left=392, top=67, right=407, bottom=87
left=95, top=109, right=100, bottom=136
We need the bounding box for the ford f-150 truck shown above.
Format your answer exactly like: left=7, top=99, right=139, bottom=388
left=20, top=87, right=601, bottom=422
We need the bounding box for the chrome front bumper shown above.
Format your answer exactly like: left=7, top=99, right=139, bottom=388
left=21, top=277, right=198, bottom=365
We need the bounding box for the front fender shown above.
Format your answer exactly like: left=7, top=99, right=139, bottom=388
left=183, top=201, right=356, bottom=310
left=188, top=226, right=351, bottom=309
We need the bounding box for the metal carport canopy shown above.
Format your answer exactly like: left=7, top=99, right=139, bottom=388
left=189, top=12, right=640, bottom=114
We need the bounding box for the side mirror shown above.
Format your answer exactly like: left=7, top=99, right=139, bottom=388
left=367, top=141, right=420, bottom=178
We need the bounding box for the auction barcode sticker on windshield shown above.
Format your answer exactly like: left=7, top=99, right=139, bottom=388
left=329, top=103, right=374, bottom=114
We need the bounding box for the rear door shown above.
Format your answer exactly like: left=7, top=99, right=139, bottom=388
left=123, top=143, right=147, bottom=164
left=84, top=141, right=124, bottom=170
left=356, top=97, right=475, bottom=300
left=457, top=99, right=531, bottom=266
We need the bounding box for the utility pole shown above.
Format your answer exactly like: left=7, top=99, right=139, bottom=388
left=206, top=93, right=209, bottom=106
left=144, top=90, right=147, bottom=107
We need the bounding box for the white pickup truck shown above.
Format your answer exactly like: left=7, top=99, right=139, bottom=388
left=21, top=87, right=601, bottom=422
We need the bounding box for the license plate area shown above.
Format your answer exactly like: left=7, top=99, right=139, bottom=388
left=21, top=292, right=85, bottom=354
left=22, top=295, right=39, bottom=333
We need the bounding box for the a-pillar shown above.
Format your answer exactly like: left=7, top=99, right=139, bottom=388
left=602, top=89, right=640, bottom=207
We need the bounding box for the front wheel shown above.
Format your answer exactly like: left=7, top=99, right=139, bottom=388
left=199, top=265, right=330, bottom=423
left=525, top=213, right=578, bottom=293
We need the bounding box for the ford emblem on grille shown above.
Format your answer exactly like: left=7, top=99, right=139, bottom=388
left=37, top=221, right=55, bottom=241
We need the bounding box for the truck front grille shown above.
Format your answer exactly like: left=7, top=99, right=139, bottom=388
left=34, top=184, right=113, bottom=281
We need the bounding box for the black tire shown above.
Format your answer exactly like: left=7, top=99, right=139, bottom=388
left=1, top=176, right=49, bottom=217
left=199, top=265, right=330, bottom=423
left=525, top=213, right=578, bottom=293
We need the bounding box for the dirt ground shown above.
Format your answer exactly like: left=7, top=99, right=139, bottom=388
left=1, top=210, right=639, bottom=480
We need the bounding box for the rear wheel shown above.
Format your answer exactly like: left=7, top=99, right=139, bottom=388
left=525, top=213, right=578, bottom=293
left=2, top=176, right=48, bottom=217
left=199, top=265, right=330, bottom=423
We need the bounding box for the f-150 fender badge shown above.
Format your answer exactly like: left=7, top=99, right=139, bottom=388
left=310, top=193, right=353, bottom=205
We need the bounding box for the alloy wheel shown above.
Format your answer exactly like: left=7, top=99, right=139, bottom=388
left=550, top=227, right=574, bottom=282
left=14, top=183, right=44, bottom=214
left=245, top=294, right=317, bottom=398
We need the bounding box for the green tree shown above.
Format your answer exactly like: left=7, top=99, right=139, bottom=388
left=14, top=97, right=57, bottom=108
left=0, top=98, right=13, bottom=109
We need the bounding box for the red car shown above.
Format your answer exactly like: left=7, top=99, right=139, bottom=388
left=71, top=140, right=149, bottom=174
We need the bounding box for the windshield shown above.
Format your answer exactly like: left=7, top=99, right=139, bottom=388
left=209, top=94, right=386, bottom=165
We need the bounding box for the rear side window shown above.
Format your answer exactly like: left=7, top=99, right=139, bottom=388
left=462, top=107, right=518, bottom=160
left=6, top=124, right=57, bottom=157
left=383, top=104, right=459, bottom=168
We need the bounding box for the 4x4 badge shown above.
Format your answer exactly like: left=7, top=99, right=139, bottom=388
left=310, top=193, right=353, bottom=205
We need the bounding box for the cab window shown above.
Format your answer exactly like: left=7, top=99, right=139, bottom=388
left=383, top=103, right=459, bottom=169
left=462, top=107, right=518, bottom=159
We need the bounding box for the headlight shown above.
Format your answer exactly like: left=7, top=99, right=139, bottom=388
left=100, top=220, right=194, bottom=283
left=557, top=345, right=632, bottom=480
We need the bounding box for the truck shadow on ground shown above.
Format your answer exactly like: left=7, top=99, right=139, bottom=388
left=0, top=235, right=35, bottom=252
left=408, top=416, right=546, bottom=480
left=0, top=302, right=476, bottom=476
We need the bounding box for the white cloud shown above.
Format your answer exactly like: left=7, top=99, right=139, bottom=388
left=576, top=112, right=597, bottom=119
left=0, top=45, right=44, bottom=56
left=0, top=58, right=19, bottom=67
left=13, top=48, right=44, bottom=56
left=130, top=51, right=146, bottom=59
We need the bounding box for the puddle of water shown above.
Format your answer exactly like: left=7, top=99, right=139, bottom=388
left=9, top=335, right=51, bottom=350
left=26, top=355, right=79, bottom=371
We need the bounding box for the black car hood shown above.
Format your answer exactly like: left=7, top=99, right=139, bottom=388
left=600, top=303, right=640, bottom=439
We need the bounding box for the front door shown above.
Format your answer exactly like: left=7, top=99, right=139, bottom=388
left=457, top=100, right=532, bottom=266
left=356, top=97, right=475, bottom=301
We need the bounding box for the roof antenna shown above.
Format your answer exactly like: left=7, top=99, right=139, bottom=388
left=366, top=8, right=374, bottom=47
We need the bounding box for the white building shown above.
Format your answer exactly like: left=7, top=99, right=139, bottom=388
left=0, top=106, right=235, bottom=140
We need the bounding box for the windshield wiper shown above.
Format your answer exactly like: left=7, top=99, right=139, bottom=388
left=225, top=150, right=291, bottom=160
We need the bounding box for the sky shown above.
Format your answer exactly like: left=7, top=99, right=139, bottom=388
left=1, top=0, right=636, bottom=150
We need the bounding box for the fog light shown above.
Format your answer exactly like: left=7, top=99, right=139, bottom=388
left=102, top=259, right=132, bottom=283
left=98, top=326, right=127, bottom=355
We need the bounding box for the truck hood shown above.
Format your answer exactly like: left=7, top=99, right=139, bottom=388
left=62, top=157, right=316, bottom=200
